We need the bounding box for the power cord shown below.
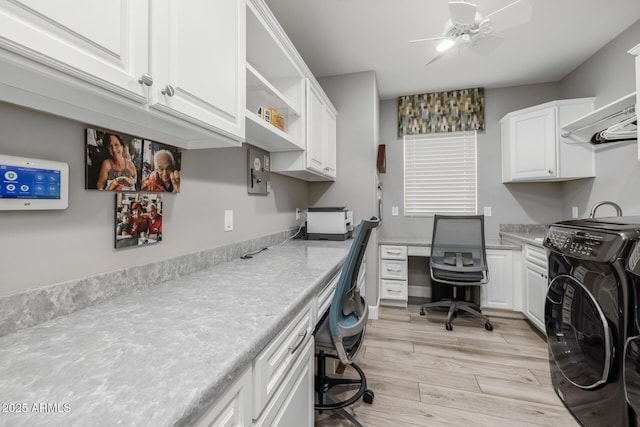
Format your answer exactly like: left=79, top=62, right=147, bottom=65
left=240, top=212, right=307, bottom=259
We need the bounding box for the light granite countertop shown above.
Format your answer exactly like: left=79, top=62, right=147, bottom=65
left=0, top=239, right=351, bottom=427
left=499, top=231, right=548, bottom=248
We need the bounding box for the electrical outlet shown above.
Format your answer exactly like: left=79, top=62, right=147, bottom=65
left=484, top=206, right=492, bottom=217
left=572, top=206, right=578, bottom=218
left=224, top=210, right=233, bottom=232
left=392, top=206, right=399, bottom=216
left=296, top=208, right=301, bottom=220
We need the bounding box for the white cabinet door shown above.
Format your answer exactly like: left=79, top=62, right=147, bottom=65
left=150, top=0, right=245, bottom=140
left=509, top=107, right=557, bottom=180
left=323, top=107, right=337, bottom=179
left=482, top=249, right=514, bottom=310
left=306, top=83, right=325, bottom=174
left=0, top=0, right=149, bottom=102
left=525, top=262, right=547, bottom=333
left=253, top=338, right=314, bottom=427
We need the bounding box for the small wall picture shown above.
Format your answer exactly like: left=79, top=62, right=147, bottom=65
left=115, top=193, right=163, bottom=249
left=86, top=128, right=181, bottom=193
left=86, top=128, right=143, bottom=191
left=140, top=140, right=182, bottom=193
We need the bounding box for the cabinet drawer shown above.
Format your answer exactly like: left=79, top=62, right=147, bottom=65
left=253, top=303, right=313, bottom=419
left=194, top=367, right=252, bottom=427
left=525, top=244, right=548, bottom=268
left=316, top=272, right=339, bottom=321
left=380, top=245, right=407, bottom=260
left=380, top=259, right=408, bottom=280
left=381, top=279, right=408, bottom=300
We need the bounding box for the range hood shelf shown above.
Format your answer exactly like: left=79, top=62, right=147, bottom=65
left=561, top=92, right=636, bottom=142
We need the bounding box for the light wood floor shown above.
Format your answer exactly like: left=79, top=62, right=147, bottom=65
left=315, top=301, right=578, bottom=427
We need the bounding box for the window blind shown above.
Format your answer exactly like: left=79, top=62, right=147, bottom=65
left=404, top=131, right=477, bottom=216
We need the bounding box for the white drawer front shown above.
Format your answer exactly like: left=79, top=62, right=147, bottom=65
left=380, top=259, right=408, bottom=280
left=253, top=303, right=313, bottom=419
left=380, top=245, right=407, bottom=260
left=381, top=279, right=408, bottom=300
left=316, top=273, right=339, bottom=321
left=525, top=244, right=547, bottom=268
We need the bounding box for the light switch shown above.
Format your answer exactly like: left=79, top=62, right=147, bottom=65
left=572, top=206, right=578, bottom=218
left=224, top=210, right=233, bottom=231
left=484, top=206, right=492, bottom=217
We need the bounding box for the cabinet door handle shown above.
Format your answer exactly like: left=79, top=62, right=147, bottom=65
left=161, top=85, right=176, bottom=97
left=288, top=330, right=308, bottom=354
left=548, top=170, right=553, bottom=175
left=138, top=73, right=153, bottom=86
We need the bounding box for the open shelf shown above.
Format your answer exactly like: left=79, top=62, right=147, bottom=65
left=245, top=110, right=303, bottom=152
left=561, top=92, right=636, bottom=142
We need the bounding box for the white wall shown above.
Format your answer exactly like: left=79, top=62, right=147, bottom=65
left=0, top=102, right=309, bottom=296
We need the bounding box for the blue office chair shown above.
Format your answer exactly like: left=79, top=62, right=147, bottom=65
left=420, top=214, right=493, bottom=331
left=314, top=217, right=380, bottom=426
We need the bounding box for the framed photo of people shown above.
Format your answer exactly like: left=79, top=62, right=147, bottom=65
left=86, top=128, right=181, bottom=193
left=114, top=193, right=163, bottom=249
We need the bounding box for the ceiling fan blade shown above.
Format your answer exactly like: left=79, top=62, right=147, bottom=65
left=469, top=33, right=503, bottom=55
left=448, top=1, right=477, bottom=27
left=426, top=51, right=447, bottom=66
left=408, top=36, right=446, bottom=43
left=485, top=0, right=532, bottom=33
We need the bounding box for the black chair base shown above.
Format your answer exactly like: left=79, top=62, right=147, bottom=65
left=315, top=351, right=373, bottom=426
left=420, top=288, right=492, bottom=331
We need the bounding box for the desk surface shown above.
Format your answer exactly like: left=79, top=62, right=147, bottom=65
left=0, top=240, right=351, bottom=427
left=378, top=236, right=519, bottom=250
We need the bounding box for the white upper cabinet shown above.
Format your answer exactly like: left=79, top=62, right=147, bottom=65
left=0, top=0, right=149, bottom=102
left=247, top=0, right=337, bottom=181
left=150, top=0, right=245, bottom=144
left=500, top=98, right=595, bottom=182
left=0, top=0, right=245, bottom=149
left=245, top=0, right=305, bottom=152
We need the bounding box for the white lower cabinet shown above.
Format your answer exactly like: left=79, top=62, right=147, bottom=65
left=481, top=249, right=515, bottom=310
left=253, top=339, right=314, bottom=427
left=194, top=367, right=252, bottom=427
left=523, top=244, right=548, bottom=333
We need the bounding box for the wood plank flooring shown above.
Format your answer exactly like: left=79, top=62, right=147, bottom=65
left=315, top=302, right=578, bottom=427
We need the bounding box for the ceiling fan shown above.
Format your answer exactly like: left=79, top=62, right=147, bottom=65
left=409, top=0, right=532, bottom=65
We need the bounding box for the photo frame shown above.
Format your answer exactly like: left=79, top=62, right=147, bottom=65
left=86, top=128, right=182, bottom=193
left=114, top=192, right=163, bottom=250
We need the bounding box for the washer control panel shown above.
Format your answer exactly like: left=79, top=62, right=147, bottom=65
left=545, top=226, right=624, bottom=262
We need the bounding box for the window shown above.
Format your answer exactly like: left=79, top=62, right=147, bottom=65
left=404, top=131, right=477, bottom=216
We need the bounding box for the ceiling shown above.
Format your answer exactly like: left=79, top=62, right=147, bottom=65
left=264, top=0, right=640, bottom=100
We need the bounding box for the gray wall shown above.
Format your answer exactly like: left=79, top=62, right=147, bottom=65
left=379, top=83, right=564, bottom=242
left=379, top=20, right=640, bottom=241
left=560, top=21, right=640, bottom=218
left=313, top=71, right=380, bottom=301
left=0, top=103, right=309, bottom=296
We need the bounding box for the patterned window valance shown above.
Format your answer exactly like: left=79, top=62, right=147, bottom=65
left=398, top=88, right=485, bottom=136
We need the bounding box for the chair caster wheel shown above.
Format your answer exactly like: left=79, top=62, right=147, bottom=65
left=445, top=323, right=453, bottom=331
left=420, top=308, right=425, bottom=316
left=363, top=389, right=374, bottom=404
left=485, top=322, right=493, bottom=331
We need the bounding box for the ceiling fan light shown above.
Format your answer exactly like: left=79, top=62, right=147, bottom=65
left=436, top=38, right=455, bottom=52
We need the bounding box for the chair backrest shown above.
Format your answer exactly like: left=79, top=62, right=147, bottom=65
left=329, top=216, right=380, bottom=364
left=430, top=214, right=488, bottom=285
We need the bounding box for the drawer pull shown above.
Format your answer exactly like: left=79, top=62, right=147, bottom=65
left=386, top=265, right=402, bottom=272
left=288, top=330, right=308, bottom=354
left=386, top=249, right=402, bottom=255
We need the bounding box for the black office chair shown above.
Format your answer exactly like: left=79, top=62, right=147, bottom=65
left=420, top=214, right=493, bottom=331
left=314, top=217, right=380, bottom=427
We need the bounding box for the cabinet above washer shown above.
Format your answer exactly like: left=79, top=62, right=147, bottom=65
left=500, top=98, right=595, bottom=183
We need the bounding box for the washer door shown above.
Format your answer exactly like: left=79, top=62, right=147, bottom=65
left=545, top=274, right=612, bottom=389
left=625, top=336, right=640, bottom=413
